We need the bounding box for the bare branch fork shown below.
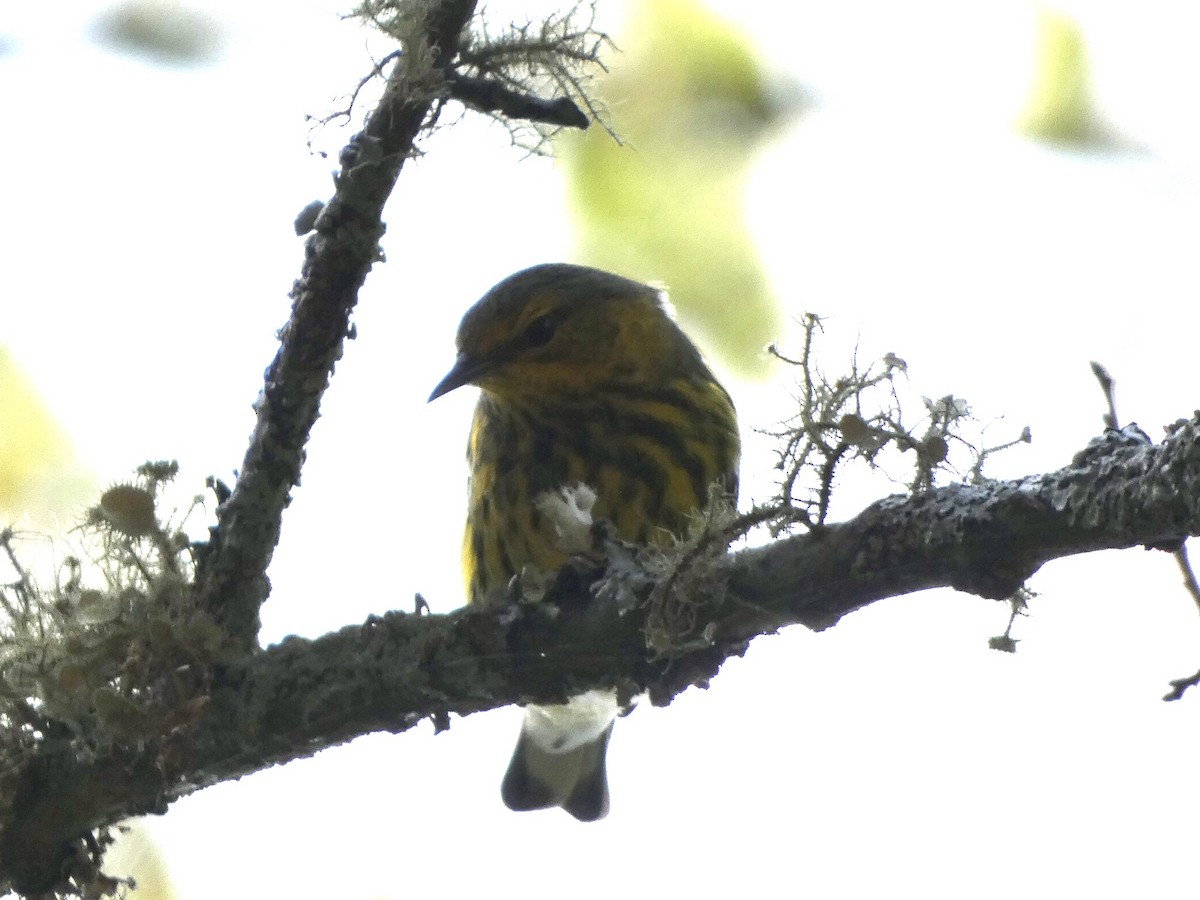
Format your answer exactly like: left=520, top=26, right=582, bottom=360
left=1, top=0, right=487, bottom=893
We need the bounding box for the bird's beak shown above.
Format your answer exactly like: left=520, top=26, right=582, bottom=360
left=428, top=352, right=491, bottom=402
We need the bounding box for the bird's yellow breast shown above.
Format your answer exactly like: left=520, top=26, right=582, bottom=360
left=462, top=375, right=739, bottom=605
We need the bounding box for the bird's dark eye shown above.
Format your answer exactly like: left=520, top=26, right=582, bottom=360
left=523, top=313, right=558, bottom=348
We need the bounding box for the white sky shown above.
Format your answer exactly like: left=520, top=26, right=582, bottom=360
left=3, top=1, right=1200, bottom=898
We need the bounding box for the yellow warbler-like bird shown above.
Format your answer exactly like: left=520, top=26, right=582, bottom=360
left=429, top=263, right=740, bottom=821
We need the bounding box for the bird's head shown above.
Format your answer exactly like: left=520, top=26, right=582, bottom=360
left=429, top=263, right=705, bottom=404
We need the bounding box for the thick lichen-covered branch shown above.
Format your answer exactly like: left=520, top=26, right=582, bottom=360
left=3, top=415, right=1199, bottom=895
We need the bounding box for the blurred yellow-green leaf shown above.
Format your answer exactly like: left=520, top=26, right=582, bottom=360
left=562, top=0, right=797, bottom=378
left=0, top=348, right=92, bottom=524
left=1018, top=8, right=1101, bottom=145
left=105, top=821, right=179, bottom=900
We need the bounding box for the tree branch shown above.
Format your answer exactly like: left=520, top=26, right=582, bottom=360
left=0, top=2, right=484, bottom=895
left=4, top=415, right=1199, bottom=893
left=191, top=0, right=480, bottom=648
left=4, top=0, right=1196, bottom=892
left=445, top=70, right=590, bottom=129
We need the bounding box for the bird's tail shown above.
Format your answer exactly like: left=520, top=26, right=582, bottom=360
left=500, top=698, right=617, bottom=822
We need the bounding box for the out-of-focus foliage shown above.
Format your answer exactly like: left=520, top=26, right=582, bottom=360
left=561, top=0, right=798, bottom=379
left=98, top=818, right=178, bottom=899
left=0, top=348, right=91, bottom=524
left=1017, top=8, right=1102, bottom=145
left=92, top=0, right=224, bottom=65
left=0, top=462, right=207, bottom=896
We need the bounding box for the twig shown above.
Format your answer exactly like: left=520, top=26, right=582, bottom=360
left=1169, top=540, right=1200, bottom=699
left=1175, top=543, right=1200, bottom=615
left=969, top=426, right=1033, bottom=483
left=988, top=587, right=1033, bottom=653
left=1094, top=362, right=1200, bottom=699
left=445, top=70, right=589, bottom=129
left=1090, top=360, right=1118, bottom=428
left=1164, top=667, right=1200, bottom=702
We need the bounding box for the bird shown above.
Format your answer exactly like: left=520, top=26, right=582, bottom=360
left=429, top=263, right=740, bottom=821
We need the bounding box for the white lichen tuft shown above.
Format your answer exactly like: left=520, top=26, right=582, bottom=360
left=0, top=460, right=218, bottom=765
left=535, top=483, right=597, bottom=555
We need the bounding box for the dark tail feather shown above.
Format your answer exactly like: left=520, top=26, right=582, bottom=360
left=501, top=722, right=614, bottom=822
left=562, top=725, right=612, bottom=821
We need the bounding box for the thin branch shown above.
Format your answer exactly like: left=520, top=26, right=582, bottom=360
left=305, top=49, right=404, bottom=139
left=969, top=425, right=1033, bottom=483
left=1175, top=543, right=1200, bottom=614
left=1090, top=364, right=1200, bottom=698
left=446, top=70, right=589, bottom=128
left=1164, top=544, right=1200, bottom=701
left=1165, top=668, right=1200, bottom=702
left=988, top=587, right=1033, bottom=653
left=1090, top=360, right=1119, bottom=428
left=452, top=4, right=618, bottom=148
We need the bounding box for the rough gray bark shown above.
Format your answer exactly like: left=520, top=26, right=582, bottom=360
left=0, top=0, right=482, bottom=893
left=191, top=0, right=480, bottom=648
left=3, top=414, right=1198, bottom=894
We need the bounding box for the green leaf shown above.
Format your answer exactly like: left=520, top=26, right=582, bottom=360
left=0, top=348, right=91, bottom=523
left=561, top=0, right=797, bottom=379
